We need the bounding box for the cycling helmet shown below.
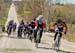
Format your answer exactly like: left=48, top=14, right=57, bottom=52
left=36, top=15, right=43, bottom=21
left=9, top=20, right=14, bottom=23
left=56, top=18, right=62, bottom=23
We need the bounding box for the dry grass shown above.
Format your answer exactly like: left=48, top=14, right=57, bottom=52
left=63, top=34, right=75, bottom=42
left=63, top=24, right=75, bottom=42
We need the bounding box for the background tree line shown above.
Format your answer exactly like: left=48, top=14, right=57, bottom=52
left=0, top=0, right=75, bottom=42
left=0, top=0, right=75, bottom=25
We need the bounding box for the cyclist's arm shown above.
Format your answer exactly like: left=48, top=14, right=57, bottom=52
left=53, top=23, right=57, bottom=29
left=63, top=23, right=68, bottom=34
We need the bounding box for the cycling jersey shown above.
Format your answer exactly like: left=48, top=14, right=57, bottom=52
left=8, top=20, right=13, bottom=26
left=53, top=22, right=67, bottom=32
left=38, top=21, right=46, bottom=29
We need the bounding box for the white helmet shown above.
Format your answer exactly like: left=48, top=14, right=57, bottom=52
left=38, top=15, right=43, bottom=18
left=36, top=15, right=43, bottom=20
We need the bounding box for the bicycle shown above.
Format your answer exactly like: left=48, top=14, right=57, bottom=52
left=52, top=31, right=62, bottom=51
left=35, top=28, right=42, bottom=48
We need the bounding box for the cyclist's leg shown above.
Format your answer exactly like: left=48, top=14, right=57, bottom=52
left=13, top=28, right=15, bottom=33
left=30, top=29, right=34, bottom=41
left=58, top=32, right=62, bottom=44
left=8, top=26, right=12, bottom=35
left=34, top=29, right=38, bottom=42
left=54, top=32, right=58, bottom=41
left=18, top=29, right=21, bottom=38
left=19, top=29, right=22, bottom=38
left=10, top=27, right=12, bottom=33
left=24, top=28, right=26, bottom=35
left=39, top=29, right=43, bottom=43
left=7, top=26, right=9, bottom=33
left=29, top=30, right=33, bottom=39
left=13, top=27, right=16, bottom=33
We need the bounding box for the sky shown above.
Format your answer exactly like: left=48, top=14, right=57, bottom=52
left=12, top=0, right=75, bottom=4
left=68, top=0, right=75, bottom=4
left=60, top=0, right=75, bottom=4
left=48, top=0, right=75, bottom=4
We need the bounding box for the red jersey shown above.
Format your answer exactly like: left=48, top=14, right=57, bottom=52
left=42, top=22, right=46, bottom=28
left=53, top=22, right=67, bottom=32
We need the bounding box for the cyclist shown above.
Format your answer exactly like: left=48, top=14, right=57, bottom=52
left=33, top=18, right=38, bottom=42
left=27, top=22, right=33, bottom=39
left=36, top=15, right=46, bottom=43
left=17, top=20, right=25, bottom=38
left=23, top=21, right=29, bottom=36
left=7, top=20, right=14, bottom=34
left=31, top=19, right=36, bottom=30
left=13, top=22, right=17, bottom=33
left=28, top=18, right=38, bottom=41
left=53, top=18, right=68, bottom=45
left=17, top=23, right=24, bottom=38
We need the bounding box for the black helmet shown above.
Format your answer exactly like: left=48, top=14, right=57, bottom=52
left=33, top=18, right=36, bottom=21
left=10, top=20, right=14, bottom=23
left=56, top=18, right=62, bottom=23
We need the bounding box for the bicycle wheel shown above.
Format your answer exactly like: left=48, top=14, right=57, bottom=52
left=57, top=36, right=61, bottom=51
left=52, top=40, right=58, bottom=50
left=55, top=33, right=61, bottom=51
left=53, top=33, right=59, bottom=50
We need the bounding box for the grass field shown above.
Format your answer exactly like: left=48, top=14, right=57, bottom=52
left=0, top=17, right=7, bottom=25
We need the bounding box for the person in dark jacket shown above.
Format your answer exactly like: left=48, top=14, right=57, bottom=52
left=7, top=20, right=14, bottom=34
